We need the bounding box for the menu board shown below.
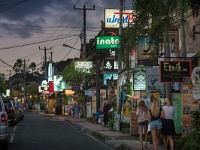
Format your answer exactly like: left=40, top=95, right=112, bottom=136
left=172, top=93, right=182, bottom=134
left=182, top=78, right=199, bottom=136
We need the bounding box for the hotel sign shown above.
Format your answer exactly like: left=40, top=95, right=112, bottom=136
left=160, top=60, right=192, bottom=83
left=104, top=9, right=136, bottom=28
left=95, top=36, right=121, bottom=50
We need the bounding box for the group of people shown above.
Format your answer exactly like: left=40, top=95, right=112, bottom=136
left=136, top=98, right=176, bottom=150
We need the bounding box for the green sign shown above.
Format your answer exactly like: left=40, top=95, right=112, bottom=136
left=95, top=36, right=121, bottom=49
left=172, top=93, right=182, bottom=134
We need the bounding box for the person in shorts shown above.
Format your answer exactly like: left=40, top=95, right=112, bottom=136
left=148, top=98, right=165, bottom=150
left=136, top=100, right=148, bottom=149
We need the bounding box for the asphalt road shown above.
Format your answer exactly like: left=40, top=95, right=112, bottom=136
left=8, top=112, right=112, bottom=150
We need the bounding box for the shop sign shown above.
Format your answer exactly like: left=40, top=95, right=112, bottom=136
left=89, top=88, right=96, bottom=96
left=146, top=67, right=164, bottom=94
left=75, top=61, right=93, bottom=73
left=86, top=102, right=92, bottom=118
left=191, top=67, right=200, bottom=86
left=103, top=74, right=118, bottom=85
left=137, top=37, right=157, bottom=66
left=95, top=36, right=121, bottom=50
left=160, top=60, right=192, bottom=83
left=104, top=9, right=136, bottom=28
left=193, top=87, right=200, bottom=99
left=104, top=59, right=118, bottom=71
left=54, top=75, right=63, bottom=92
left=133, top=70, right=146, bottom=91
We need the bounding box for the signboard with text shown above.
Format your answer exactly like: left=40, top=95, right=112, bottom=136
left=95, top=36, right=121, bottom=50
left=75, top=61, right=93, bottom=73
left=104, top=9, right=136, bottom=28
left=160, top=60, right=192, bottom=83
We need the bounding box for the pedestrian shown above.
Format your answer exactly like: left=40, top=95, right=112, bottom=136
left=73, top=102, right=80, bottom=118
left=103, top=99, right=111, bottom=126
left=148, top=98, right=165, bottom=150
left=136, top=100, right=148, bottom=149
left=162, top=98, right=176, bottom=150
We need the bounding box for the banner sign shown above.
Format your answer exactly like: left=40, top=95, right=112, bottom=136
left=133, top=70, right=146, bottom=91
left=104, top=59, right=118, bottom=71
left=75, top=61, right=93, bottom=73
left=160, top=60, right=192, bottom=83
left=104, top=9, right=136, bottom=28
left=146, top=67, right=164, bottom=95
left=95, top=36, right=121, bottom=50
left=137, top=37, right=157, bottom=66
left=103, top=74, right=118, bottom=85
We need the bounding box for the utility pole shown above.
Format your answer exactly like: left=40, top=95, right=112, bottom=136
left=23, top=59, right=27, bottom=109
left=116, top=0, right=123, bottom=132
left=74, top=5, right=95, bottom=59
left=39, top=46, right=52, bottom=78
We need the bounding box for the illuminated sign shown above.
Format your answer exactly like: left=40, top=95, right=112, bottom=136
left=103, top=74, right=118, bottom=85
left=104, top=9, right=136, bottom=28
left=133, top=71, right=146, bottom=91
left=160, top=60, right=192, bottom=83
left=75, top=61, right=93, bottom=73
left=95, top=36, right=121, bottom=50
left=104, top=59, right=118, bottom=71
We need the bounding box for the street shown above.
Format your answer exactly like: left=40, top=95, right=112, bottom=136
left=8, top=112, right=112, bottom=150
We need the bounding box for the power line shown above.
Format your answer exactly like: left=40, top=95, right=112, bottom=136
left=0, top=34, right=79, bottom=51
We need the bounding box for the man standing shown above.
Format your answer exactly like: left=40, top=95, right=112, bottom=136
left=103, top=100, right=111, bottom=126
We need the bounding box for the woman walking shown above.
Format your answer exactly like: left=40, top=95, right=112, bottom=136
left=162, top=98, right=176, bottom=150
left=136, top=100, right=148, bottom=149
left=148, top=98, right=165, bottom=150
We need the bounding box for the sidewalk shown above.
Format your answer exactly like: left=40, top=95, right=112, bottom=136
left=39, top=112, right=165, bottom=150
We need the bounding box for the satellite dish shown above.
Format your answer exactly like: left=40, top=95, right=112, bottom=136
left=191, top=67, right=200, bottom=86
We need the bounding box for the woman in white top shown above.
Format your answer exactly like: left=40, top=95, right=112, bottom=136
left=136, top=100, right=148, bottom=149
left=162, top=98, right=176, bottom=150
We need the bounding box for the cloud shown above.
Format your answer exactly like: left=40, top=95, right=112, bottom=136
left=0, top=0, right=73, bottom=37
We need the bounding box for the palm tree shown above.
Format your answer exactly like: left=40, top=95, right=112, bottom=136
left=13, top=59, right=23, bottom=73
left=29, top=62, right=36, bottom=73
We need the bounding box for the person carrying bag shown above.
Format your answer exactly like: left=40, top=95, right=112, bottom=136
left=148, top=98, right=165, bottom=150
left=136, top=100, right=148, bottom=149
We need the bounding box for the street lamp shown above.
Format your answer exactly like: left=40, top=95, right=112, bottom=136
left=62, top=44, right=80, bottom=51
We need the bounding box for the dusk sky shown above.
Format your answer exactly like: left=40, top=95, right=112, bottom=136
left=0, top=0, right=133, bottom=79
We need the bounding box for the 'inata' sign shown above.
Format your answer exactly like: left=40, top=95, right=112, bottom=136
left=160, top=60, right=192, bottom=83
left=95, top=36, right=121, bottom=50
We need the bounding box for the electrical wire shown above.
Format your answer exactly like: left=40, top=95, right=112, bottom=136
left=0, top=0, right=28, bottom=13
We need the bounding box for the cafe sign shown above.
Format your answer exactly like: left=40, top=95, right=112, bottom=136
left=160, top=60, right=192, bottom=83
left=95, top=36, right=121, bottom=50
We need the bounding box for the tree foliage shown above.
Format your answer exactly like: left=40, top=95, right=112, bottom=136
left=24, top=83, right=38, bottom=96
left=13, top=59, right=23, bottom=73
left=0, top=74, right=7, bottom=95
left=60, top=62, right=88, bottom=86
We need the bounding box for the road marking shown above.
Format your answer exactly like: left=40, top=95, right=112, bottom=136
left=10, top=134, right=15, bottom=143
left=13, top=125, right=17, bottom=131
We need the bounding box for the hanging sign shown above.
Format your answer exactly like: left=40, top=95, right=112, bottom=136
left=95, top=36, right=121, bottom=50
left=160, top=60, right=192, bottom=83
left=104, top=59, right=118, bottom=71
